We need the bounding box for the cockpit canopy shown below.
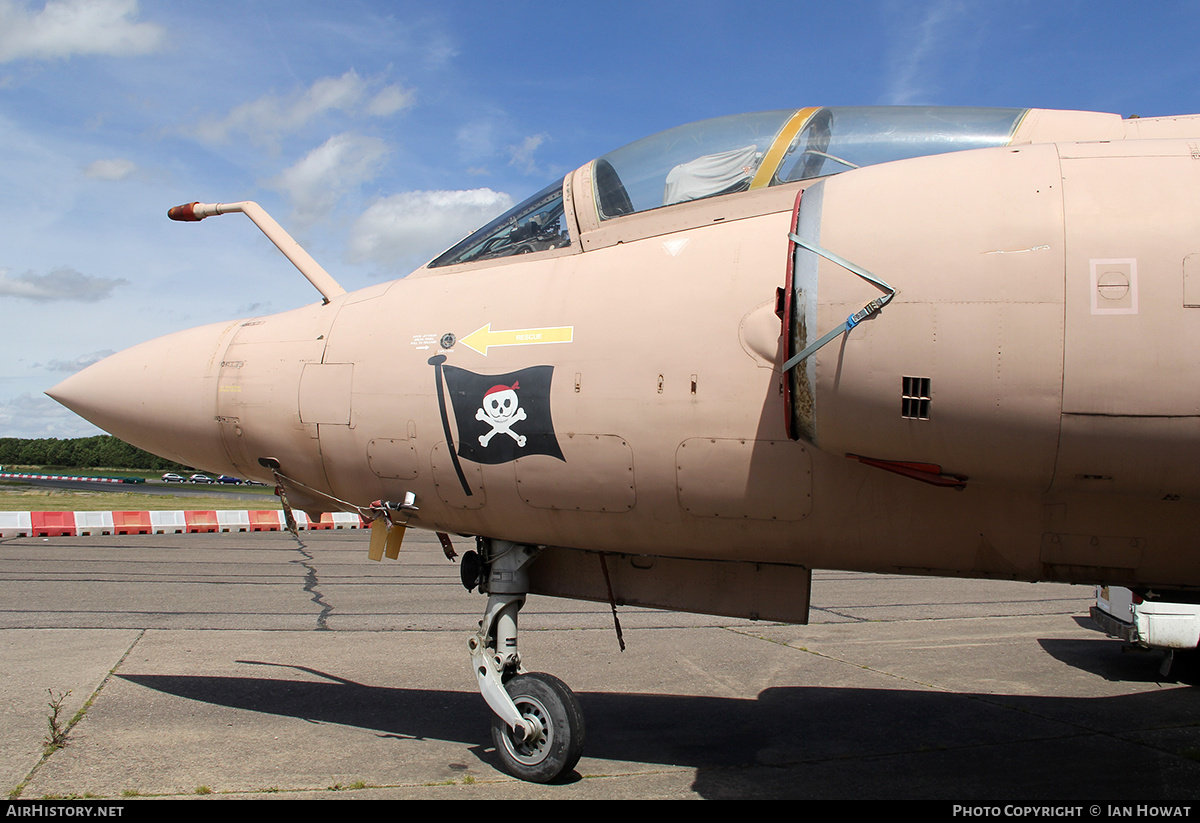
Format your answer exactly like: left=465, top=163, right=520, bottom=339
left=428, top=106, right=1028, bottom=269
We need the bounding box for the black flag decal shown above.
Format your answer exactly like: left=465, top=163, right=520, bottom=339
left=443, top=364, right=565, bottom=464
left=430, top=357, right=565, bottom=496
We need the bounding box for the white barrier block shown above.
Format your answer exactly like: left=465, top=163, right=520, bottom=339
left=0, top=511, right=32, bottom=537
left=330, top=511, right=363, bottom=529
left=74, top=511, right=114, bottom=536
left=216, top=510, right=251, bottom=532
left=150, top=510, right=187, bottom=534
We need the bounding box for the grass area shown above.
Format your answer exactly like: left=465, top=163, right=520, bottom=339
left=0, top=466, right=279, bottom=511
left=0, top=487, right=278, bottom=512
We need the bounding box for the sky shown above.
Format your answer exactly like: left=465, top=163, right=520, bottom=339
left=4, top=0, right=1200, bottom=439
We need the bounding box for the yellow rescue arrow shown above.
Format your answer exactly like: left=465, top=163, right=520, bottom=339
left=460, top=323, right=574, bottom=356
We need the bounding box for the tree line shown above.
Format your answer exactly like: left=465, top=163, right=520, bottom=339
left=0, top=436, right=189, bottom=471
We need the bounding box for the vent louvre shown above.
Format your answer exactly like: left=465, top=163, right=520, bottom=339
left=902, top=376, right=931, bottom=420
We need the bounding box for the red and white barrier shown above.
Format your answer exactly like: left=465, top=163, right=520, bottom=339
left=0, top=472, right=131, bottom=484
left=0, top=510, right=368, bottom=538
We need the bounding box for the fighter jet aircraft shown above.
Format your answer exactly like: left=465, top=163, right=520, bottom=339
left=48, top=105, right=1200, bottom=782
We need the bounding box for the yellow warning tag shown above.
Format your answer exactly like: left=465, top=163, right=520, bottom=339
left=384, top=522, right=406, bottom=559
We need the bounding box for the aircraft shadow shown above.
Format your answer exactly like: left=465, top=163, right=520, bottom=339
left=119, top=653, right=1200, bottom=800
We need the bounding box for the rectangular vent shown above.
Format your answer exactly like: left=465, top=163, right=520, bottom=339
left=901, top=376, right=931, bottom=420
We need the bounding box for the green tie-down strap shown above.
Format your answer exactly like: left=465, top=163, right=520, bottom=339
left=782, top=232, right=896, bottom=373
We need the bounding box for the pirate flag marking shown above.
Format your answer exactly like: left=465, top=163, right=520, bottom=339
left=438, top=362, right=565, bottom=465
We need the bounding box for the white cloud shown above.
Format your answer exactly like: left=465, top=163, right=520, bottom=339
left=32, top=350, right=114, bottom=373
left=0, top=391, right=102, bottom=438
left=195, top=70, right=413, bottom=145
left=366, top=85, right=414, bottom=117
left=269, top=132, right=389, bottom=226
left=83, top=157, right=135, bottom=180
left=0, top=0, right=165, bottom=63
left=0, top=266, right=128, bottom=301
left=508, top=133, right=548, bottom=174
left=349, top=189, right=515, bottom=268
left=885, top=0, right=966, bottom=105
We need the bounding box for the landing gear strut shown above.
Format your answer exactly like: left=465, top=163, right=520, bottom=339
left=465, top=539, right=585, bottom=782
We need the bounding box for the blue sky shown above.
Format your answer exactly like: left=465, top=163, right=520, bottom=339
left=3, top=0, right=1200, bottom=438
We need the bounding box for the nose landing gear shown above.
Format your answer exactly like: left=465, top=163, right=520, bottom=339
left=465, top=539, right=585, bottom=783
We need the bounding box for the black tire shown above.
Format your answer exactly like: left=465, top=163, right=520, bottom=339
left=490, top=672, right=585, bottom=783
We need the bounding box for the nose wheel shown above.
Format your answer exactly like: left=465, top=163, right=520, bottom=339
left=490, top=672, right=585, bottom=783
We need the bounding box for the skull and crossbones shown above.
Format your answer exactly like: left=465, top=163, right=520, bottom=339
left=476, top=381, right=527, bottom=447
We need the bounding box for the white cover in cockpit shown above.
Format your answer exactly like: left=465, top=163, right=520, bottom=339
left=663, top=145, right=760, bottom=205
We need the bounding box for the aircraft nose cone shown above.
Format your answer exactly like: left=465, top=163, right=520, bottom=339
left=47, top=320, right=240, bottom=473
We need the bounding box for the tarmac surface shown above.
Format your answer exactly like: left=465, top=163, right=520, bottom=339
left=1, top=528, right=1198, bottom=801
